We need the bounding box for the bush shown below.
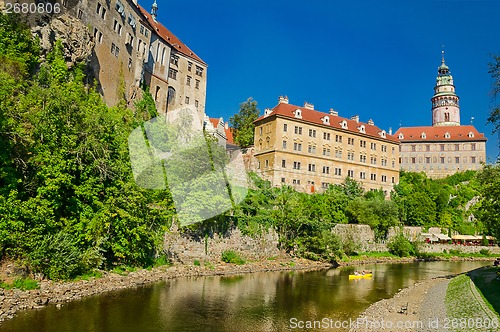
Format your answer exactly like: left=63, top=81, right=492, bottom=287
left=449, top=249, right=461, bottom=255
left=0, top=277, right=39, bottom=290
left=221, top=250, right=245, bottom=265
left=193, top=259, right=201, bottom=266
left=479, top=249, right=490, bottom=256
left=388, top=233, right=415, bottom=257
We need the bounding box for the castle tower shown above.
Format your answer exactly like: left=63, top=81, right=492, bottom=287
left=431, top=51, right=460, bottom=126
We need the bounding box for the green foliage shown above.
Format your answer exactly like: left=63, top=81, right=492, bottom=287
left=387, top=233, right=415, bottom=257
left=488, top=54, right=500, bottom=140
left=204, top=261, right=215, bottom=270
left=193, top=259, right=201, bottom=266
left=479, top=248, right=490, bottom=256
left=221, top=250, right=245, bottom=265
left=229, top=98, right=260, bottom=148
left=0, top=277, right=39, bottom=290
left=476, top=164, right=500, bottom=240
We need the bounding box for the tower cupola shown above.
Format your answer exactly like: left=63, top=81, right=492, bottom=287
left=151, top=0, right=158, bottom=22
left=431, top=51, right=460, bottom=126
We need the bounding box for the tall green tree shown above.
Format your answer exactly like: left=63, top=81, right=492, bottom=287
left=488, top=55, right=500, bottom=148
left=229, top=98, right=260, bottom=148
left=476, top=164, right=500, bottom=240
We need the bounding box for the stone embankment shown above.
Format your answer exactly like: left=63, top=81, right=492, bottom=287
left=0, top=258, right=330, bottom=323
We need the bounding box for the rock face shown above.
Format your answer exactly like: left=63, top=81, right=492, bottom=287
left=31, top=14, right=94, bottom=67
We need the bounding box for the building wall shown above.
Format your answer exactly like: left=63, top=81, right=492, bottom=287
left=70, top=0, right=152, bottom=107
left=253, top=115, right=400, bottom=195
left=399, top=140, right=486, bottom=178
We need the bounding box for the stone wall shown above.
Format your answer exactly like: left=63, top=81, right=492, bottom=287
left=418, top=244, right=500, bottom=255
left=163, top=225, right=281, bottom=264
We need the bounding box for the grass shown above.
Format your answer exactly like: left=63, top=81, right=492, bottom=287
left=221, top=250, right=245, bottom=265
left=73, top=270, right=103, bottom=281
left=111, top=265, right=137, bottom=276
left=0, top=277, right=39, bottom=290
left=468, top=267, right=500, bottom=316
left=340, top=251, right=398, bottom=262
left=204, top=261, right=215, bottom=270
left=193, top=259, right=201, bottom=266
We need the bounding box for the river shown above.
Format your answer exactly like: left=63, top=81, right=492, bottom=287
left=1, top=261, right=490, bottom=331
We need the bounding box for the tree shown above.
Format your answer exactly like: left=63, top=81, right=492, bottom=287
left=476, top=164, right=500, bottom=240
left=229, top=98, right=260, bottom=148
left=488, top=55, right=500, bottom=147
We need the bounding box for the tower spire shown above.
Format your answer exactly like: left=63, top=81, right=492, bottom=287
left=431, top=51, right=460, bottom=126
left=151, top=0, right=158, bottom=22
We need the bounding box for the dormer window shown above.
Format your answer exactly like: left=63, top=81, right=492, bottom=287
left=340, top=120, right=348, bottom=129
left=358, top=125, right=365, bottom=133
left=468, top=132, right=474, bottom=138
left=264, top=108, right=272, bottom=117
left=294, top=109, right=302, bottom=119
left=421, top=132, right=426, bottom=139
left=380, top=130, right=386, bottom=138
left=322, top=116, right=330, bottom=124
left=398, top=133, right=404, bottom=139
left=444, top=132, right=450, bottom=139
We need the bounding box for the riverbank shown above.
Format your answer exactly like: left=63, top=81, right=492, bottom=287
left=349, top=265, right=499, bottom=332
left=0, top=255, right=495, bottom=324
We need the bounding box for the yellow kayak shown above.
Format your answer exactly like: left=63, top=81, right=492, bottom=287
left=349, top=273, right=372, bottom=279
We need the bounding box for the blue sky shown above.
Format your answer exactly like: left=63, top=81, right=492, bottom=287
left=143, top=0, right=500, bottom=161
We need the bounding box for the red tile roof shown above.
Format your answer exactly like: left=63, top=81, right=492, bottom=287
left=225, top=127, right=234, bottom=145
left=256, top=102, right=399, bottom=143
left=394, top=125, right=487, bottom=142
left=137, top=5, right=206, bottom=65
left=209, top=118, right=220, bottom=128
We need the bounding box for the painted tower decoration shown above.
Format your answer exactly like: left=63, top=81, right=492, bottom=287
left=432, top=51, right=460, bottom=126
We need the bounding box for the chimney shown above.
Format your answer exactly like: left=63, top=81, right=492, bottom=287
left=151, top=0, right=158, bottom=22
left=329, top=108, right=338, bottom=116
left=278, top=96, right=289, bottom=104
left=367, top=119, right=374, bottom=126
left=225, top=122, right=229, bottom=130
left=303, top=102, right=314, bottom=110
left=351, top=115, right=359, bottom=123
left=389, top=127, right=392, bottom=135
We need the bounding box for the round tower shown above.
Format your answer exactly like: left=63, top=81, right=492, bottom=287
left=431, top=51, right=460, bottom=126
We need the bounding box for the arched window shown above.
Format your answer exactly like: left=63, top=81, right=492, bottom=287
left=444, top=112, right=450, bottom=122
left=166, top=86, right=176, bottom=111
left=155, top=86, right=160, bottom=101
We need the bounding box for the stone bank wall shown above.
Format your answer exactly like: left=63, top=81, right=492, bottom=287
left=163, top=225, right=281, bottom=264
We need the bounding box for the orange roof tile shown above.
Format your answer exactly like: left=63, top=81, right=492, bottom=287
left=256, top=102, right=399, bottom=143
left=209, top=118, right=220, bottom=128
left=137, top=5, right=206, bottom=65
left=394, top=125, right=487, bottom=142
left=225, top=127, right=235, bottom=145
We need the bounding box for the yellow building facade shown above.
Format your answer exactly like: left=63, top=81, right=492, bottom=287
left=253, top=97, right=400, bottom=195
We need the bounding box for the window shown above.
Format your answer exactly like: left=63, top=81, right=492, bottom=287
left=322, top=166, right=330, bottom=174
left=259, top=127, right=263, bottom=135
left=382, top=175, right=387, bottom=182
left=283, top=123, right=288, bottom=132
left=195, top=80, right=200, bottom=89
left=196, top=66, right=203, bottom=76
left=455, top=157, right=460, bottom=163
left=321, top=182, right=329, bottom=189
left=471, top=156, right=476, bottom=163
left=392, top=177, right=395, bottom=184
left=128, top=14, right=136, bottom=29
left=411, top=157, right=416, bottom=164
left=309, top=129, right=316, bottom=138
left=411, top=145, right=416, bottom=152
left=281, top=178, right=286, bottom=183
left=359, top=154, right=366, bottom=163
left=126, top=33, right=134, bottom=47
left=471, top=143, right=476, bottom=151
left=282, top=141, right=287, bottom=149
left=188, top=62, right=192, bottom=71
left=335, top=135, right=342, bottom=143
left=195, top=100, right=199, bottom=108
left=293, top=162, right=301, bottom=170
left=294, top=126, right=302, bottom=135
left=168, top=68, right=177, bottom=80
left=128, top=58, right=132, bottom=70
left=440, top=157, right=445, bottom=164
left=282, top=160, right=286, bottom=168
left=293, top=143, right=302, bottom=151
left=334, top=168, right=342, bottom=176
left=347, top=152, right=354, bottom=161
left=335, top=149, right=342, bottom=159
left=170, top=54, right=179, bottom=66
left=359, top=172, right=366, bottom=179
left=455, top=144, right=459, bottom=151
left=292, top=179, right=301, bottom=185
left=101, top=7, right=106, bottom=19
left=93, top=28, right=103, bottom=44
left=307, top=145, right=316, bottom=154
left=96, top=2, right=101, bottom=15
left=111, top=43, right=119, bottom=57
left=140, top=25, right=144, bottom=35
left=359, top=140, right=366, bottom=148
left=323, top=132, right=330, bottom=140
left=426, top=157, right=430, bottom=164
left=426, top=145, right=430, bottom=152
left=323, top=148, right=330, bottom=156
left=77, top=9, right=83, bottom=19
left=265, top=160, right=269, bottom=168
left=440, top=144, right=445, bottom=151
left=444, top=112, right=450, bottom=122
left=348, top=137, right=355, bottom=145
left=185, top=96, right=190, bottom=104
left=371, top=142, right=377, bottom=150
left=347, top=170, right=354, bottom=178
left=308, top=164, right=316, bottom=172
left=370, top=157, right=377, bottom=165
left=381, top=145, right=387, bottom=152
left=186, top=76, right=191, bottom=86
left=257, top=161, right=260, bottom=169
left=370, top=174, right=377, bottom=181
left=113, top=20, right=123, bottom=35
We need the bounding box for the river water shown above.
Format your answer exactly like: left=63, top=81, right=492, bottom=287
left=1, top=261, right=489, bottom=332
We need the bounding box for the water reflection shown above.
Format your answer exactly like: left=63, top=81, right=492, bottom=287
left=2, top=261, right=489, bottom=332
